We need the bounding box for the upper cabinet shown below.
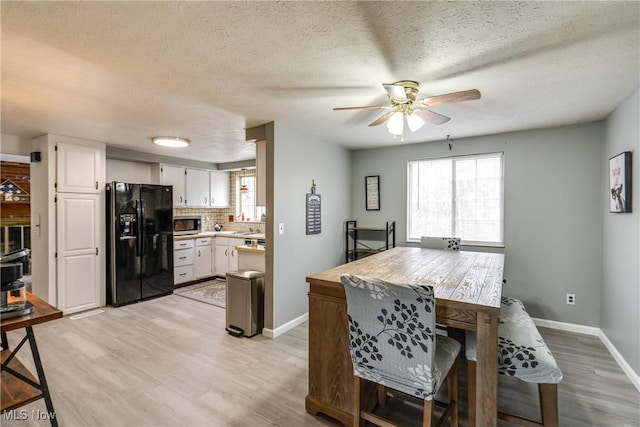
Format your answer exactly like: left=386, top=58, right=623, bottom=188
left=186, top=168, right=210, bottom=208
left=159, top=164, right=187, bottom=206
left=153, top=164, right=229, bottom=208
left=210, top=171, right=230, bottom=208
left=56, top=142, right=102, bottom=193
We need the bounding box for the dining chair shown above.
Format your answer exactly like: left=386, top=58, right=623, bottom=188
left=340, top=274, right=461, bottom=427
left=419, top=236, right=461, bottom=251
left=465, top=297, right=563, bottom=427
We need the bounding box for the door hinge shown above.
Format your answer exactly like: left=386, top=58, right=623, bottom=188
left=54, top=196, right=57, bottom=203
left=55, top=252, right=58, bottom=258
left=54, top=145, right=58, bottom=151
left=96, top=247, right=99, bottom=255
left=95, top=181, right=99, bottom=190
left=54, top=182, right=57, bottom=189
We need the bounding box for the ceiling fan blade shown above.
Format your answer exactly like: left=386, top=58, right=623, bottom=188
left=383, top=83, right=408, bottom=101
left=333, top=105, right=389, bottom=111
left=418, top=89, right=481, bottom=106
left=414, top=109, right=450, bottom=125
left=368, top=111, right=395, bottom=127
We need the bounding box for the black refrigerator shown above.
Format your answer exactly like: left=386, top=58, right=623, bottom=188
left=106, top=182, right=174, bottom=306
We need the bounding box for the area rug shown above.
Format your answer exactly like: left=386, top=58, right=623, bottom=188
left=174, top=280, right=226, bottom=308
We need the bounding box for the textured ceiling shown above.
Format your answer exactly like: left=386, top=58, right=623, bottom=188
left=2, top=1, right=639, bottom=164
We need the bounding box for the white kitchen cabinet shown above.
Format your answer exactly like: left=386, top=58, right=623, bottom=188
left=186, top=168, right=210, bottom=207
left=56, top=142, right=102, bottom=194
left=56, top=192, right=101, bottom=314
left=31, top=135, right=105, bottom=310
left=209, top=171, right=230, bottom=208
left=215, top=237, right=240, bottom=277
left=160, top=164, right=187, bottom=207
left=194, top=237, right=213, bottom=279
left=174, top=239, right=195, bottom=285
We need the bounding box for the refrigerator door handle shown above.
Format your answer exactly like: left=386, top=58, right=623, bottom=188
left=135, top=199, right=144, bottom=257
left=140, top=199, right=147, bottom=257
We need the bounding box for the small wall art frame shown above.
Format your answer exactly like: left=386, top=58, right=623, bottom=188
left=365, top=175, right=380, bottom=211
left=609, top=151, right=632, bottom=213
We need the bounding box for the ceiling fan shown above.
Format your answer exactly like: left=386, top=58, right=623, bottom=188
left=333, top=80, right=481, bottom=140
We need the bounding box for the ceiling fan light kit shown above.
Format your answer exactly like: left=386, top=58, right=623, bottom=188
left=151, top=136, right=190, bottom=148
left=333, top=80, right=481, bottom=142
left=386, top=112, right=404, bottom=135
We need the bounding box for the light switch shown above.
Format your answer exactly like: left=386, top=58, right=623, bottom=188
left=278, top=223, right=285, bottom=235
left=32, top=213, right=41, bottom=239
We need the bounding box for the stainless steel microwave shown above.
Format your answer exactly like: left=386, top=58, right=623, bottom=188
left=173, top=216, right=202, bottom=235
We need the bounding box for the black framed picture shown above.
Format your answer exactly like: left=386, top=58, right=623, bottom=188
left=365, top=175, right=380, bottom=211
left=609, top=151, right=632, bottom=213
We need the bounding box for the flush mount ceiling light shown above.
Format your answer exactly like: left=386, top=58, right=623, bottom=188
left=151, top=136, right=190, bottom=148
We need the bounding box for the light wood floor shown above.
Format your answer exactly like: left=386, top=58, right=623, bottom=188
left=2, top=294, right=638, bottom=426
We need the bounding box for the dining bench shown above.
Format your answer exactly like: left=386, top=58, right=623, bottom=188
left=465, top=296, right=563, bottom=427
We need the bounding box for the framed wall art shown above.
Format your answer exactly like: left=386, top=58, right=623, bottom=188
left=609, top=151, right=632, bottom=213
left=365, top=175, right=380, bottom=211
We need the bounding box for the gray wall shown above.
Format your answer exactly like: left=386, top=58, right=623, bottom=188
left=271, top=123, right=351, bottom=329
left=602, top=89, right=640, bottom=376
left=351, top=122, right=604, bottom=326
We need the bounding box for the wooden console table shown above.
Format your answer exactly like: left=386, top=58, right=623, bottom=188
left=1, top=292, right=62, bottom=426
left=305, top=247, right=504, bottom=426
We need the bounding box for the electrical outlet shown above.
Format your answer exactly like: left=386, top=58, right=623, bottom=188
left=566, top=293, right=575, bottom=305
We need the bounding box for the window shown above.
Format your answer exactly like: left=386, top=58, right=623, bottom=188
left=237, top=171, right=265, bottom=222
left=407, top=152, right=504, bottom=246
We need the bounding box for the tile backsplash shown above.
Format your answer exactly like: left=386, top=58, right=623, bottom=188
left=174, top=207, right=263, bottom=232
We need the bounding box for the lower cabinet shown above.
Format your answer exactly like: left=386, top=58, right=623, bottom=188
left=194, top=237, right=213, bottom=279
left=175, top=236, right=243, bottom=283
left=215, top=237, right=240, bottom=277
left=174, top=239, right=195, bottom=285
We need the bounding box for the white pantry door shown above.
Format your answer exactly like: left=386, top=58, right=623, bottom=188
left=57, top=193, right=101, bottom=314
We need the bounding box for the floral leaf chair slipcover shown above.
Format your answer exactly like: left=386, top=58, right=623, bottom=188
left=340, top=274, right=461, bottom=426
left=465, top=296, right=563, bottom=426
left=419, top=236, right=461, bottom=251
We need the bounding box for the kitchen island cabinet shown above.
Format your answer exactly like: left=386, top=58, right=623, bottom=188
left=237, top=245, right=265, bottom=272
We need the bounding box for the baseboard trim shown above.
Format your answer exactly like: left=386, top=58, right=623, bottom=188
left=262, top=312, right=309, bottom=339
left=531, top=317, right=600, bottom=336
left=532, top=317, right=640, bottom=392
left=598, top=330, right=640, bottom=393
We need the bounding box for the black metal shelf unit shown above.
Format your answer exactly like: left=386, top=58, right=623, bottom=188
left=345, top=220, right=395, bottom=263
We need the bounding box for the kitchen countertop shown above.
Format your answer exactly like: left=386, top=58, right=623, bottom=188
left=174, top=232, right=266, bottom=241
left=236, top=245, right=266, bottom=254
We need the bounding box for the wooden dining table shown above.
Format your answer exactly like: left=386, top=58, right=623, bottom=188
left=305, top=246, right=504, bottom=426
